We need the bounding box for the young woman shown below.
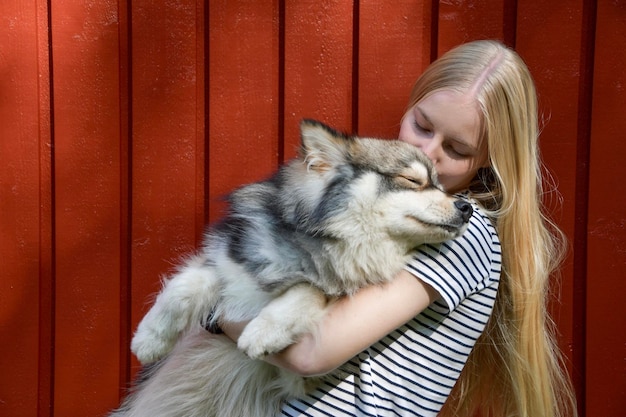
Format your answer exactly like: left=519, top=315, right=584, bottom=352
left=223, top=40, right=578, bottom=416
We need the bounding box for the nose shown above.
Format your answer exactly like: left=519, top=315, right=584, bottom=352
left=420, top=138, right=441, bottom=164
left=454, top=200, right=473, bottom=223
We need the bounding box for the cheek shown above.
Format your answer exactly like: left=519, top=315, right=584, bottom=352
left=398, top=118, right=420, bottom=147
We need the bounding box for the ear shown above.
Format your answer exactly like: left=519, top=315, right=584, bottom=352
left=299, top=119, right=353, bottom=172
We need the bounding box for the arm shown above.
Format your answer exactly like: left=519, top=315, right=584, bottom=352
left=222, top=269, right=438, bottom=377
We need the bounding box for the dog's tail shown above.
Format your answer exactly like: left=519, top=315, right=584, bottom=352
left=111, top=328, right=309, bottom=417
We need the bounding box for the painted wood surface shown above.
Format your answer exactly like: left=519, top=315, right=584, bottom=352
left=1, top=1, right=623, bottom=416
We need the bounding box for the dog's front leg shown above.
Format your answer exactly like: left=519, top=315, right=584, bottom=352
left=131, top=256, right=221, bottom=364
left=238, top=283, right=327, bottom=359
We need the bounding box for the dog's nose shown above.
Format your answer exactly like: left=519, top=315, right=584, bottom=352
left=454, top=200, right=473, bottom=223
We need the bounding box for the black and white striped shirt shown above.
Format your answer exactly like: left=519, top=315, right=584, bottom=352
left=281, top=200, right=501, bottom=416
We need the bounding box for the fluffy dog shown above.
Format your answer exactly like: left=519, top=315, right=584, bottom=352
left=111, top=119, right=473, bottom=417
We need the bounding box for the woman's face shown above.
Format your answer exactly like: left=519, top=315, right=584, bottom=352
left=398, top=90, right=487, bottom=194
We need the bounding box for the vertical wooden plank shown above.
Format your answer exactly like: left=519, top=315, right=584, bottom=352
left=117, top=0, right=132, bottom=396
left=586, top=1, right=626, bottom=415
left=283, top=0, right=354, bottom=158
left=50, top=0, right=124, bottom=414
left=357, top=0, right=433, bottom=138
left=129, top=0, right=206, bottom=386
left=37, top=0, right=55, bottom=412
left=194, top=0, right=206, bottom=246
left=515, top=0, right=585, bottom=395
left=0, top=1, right=51, bottom=416
left=36, top=0, right=54, bottom=413
left=437, top=0, right=507, bottom=54
left=207, top=0, right=279, bottom=222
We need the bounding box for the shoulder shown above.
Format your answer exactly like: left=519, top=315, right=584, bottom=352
left=405, top=197, right=501, bottom=310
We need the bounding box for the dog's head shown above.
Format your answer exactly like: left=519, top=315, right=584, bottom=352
left=293, top=119, right=473, bottom=247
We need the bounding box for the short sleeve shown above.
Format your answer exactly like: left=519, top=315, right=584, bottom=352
left=404, top=199, right=501, bottom=312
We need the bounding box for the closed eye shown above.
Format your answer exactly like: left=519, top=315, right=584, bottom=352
left=397, top=175, right=426, bottom=189
left=413, top=121, right=433, bottom=137
left=444, top=143, right=471, bottom=159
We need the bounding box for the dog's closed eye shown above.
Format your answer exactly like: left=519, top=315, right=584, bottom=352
left=396, top=175, right=427, bottom=190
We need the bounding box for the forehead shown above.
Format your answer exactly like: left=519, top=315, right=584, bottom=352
left=416, top=90, right=482, bottom=148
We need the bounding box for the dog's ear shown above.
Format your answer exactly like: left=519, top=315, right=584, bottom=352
left=299, top=119, right=353, bottom=172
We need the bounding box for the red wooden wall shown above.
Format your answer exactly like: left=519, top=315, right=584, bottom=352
left=1, top=1, right=624, bottom=416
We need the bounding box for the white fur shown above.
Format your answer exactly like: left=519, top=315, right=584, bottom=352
left=131, top=256, right=223, bottom=364
left=238, top=283, right=327, bottom=359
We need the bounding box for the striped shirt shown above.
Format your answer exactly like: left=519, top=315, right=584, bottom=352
left=281, top=199, right=501, bottom=416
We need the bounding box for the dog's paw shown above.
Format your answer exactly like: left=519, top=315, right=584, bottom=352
left=131, top=324, right=177, bottom=364
left=237, top=317, right=295, bottom=360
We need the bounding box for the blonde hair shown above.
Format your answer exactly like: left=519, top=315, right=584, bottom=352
left=406, top=41, right=577, bottom=417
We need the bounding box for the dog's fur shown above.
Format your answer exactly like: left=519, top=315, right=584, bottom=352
left=111, top=120, right=473, bottom=417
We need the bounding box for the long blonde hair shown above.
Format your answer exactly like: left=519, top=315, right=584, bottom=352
left=406, top=40, right=577, bottom=417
